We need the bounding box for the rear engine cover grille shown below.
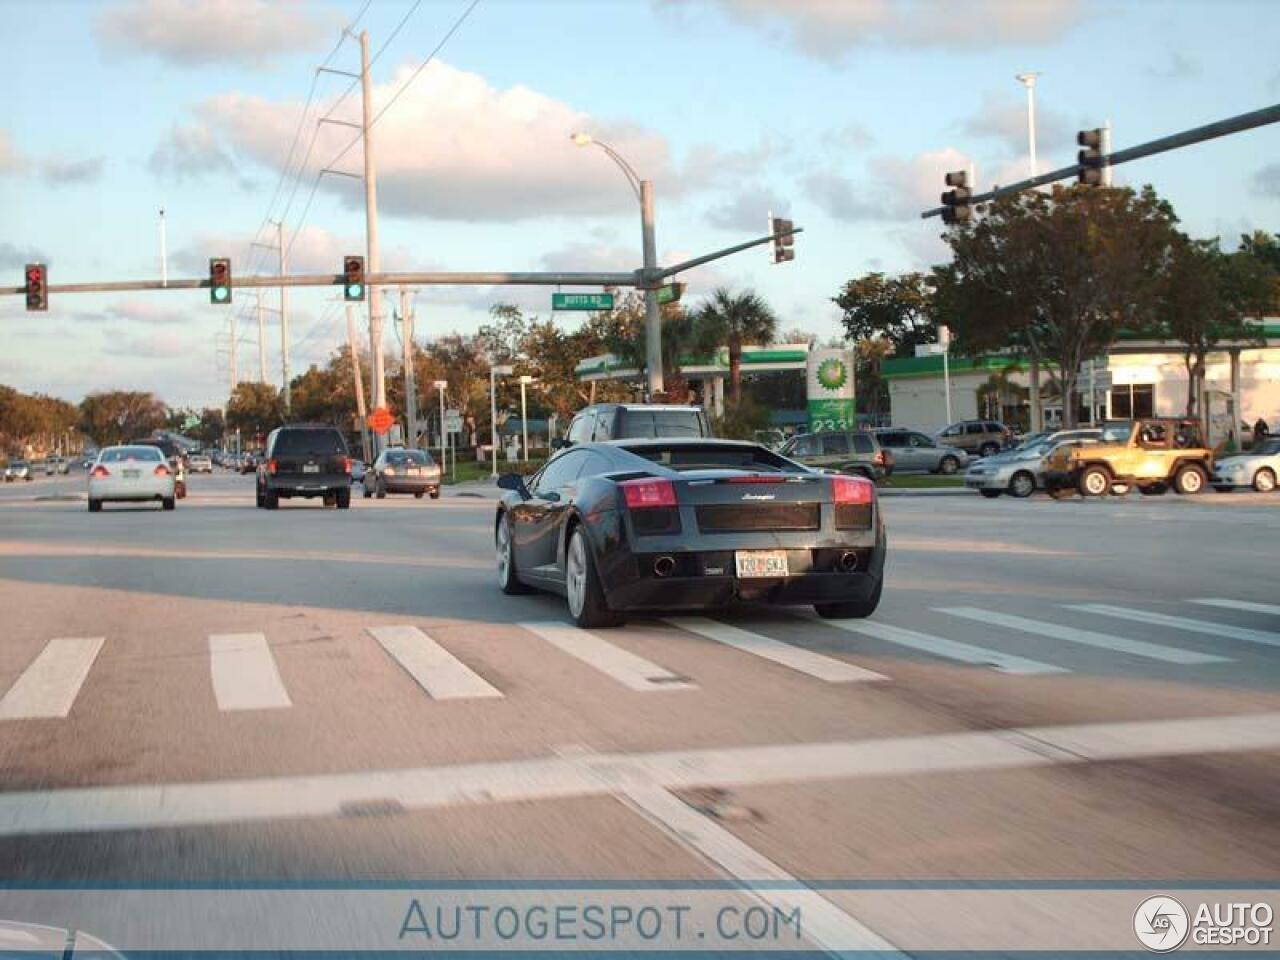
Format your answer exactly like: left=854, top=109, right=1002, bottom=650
left=696, top=503, right=820, bottom=533
left=835, top=504, right=873, bottom=529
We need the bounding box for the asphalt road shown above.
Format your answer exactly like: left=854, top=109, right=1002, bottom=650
left=1, top=469, right=1278, bottom=951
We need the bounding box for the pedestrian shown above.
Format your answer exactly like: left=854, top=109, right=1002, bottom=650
left=1255, top=418, right=1270, bottom=446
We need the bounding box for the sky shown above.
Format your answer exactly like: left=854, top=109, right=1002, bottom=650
left=1, top=0, right=1279, bottom=410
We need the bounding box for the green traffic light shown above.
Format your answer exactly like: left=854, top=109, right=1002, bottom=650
left=214, top=286, right=230, bottom=302
left=347, top=284, right=363, bottom=299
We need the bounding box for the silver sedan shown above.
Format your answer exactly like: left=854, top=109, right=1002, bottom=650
left=1212, top=438, right=1280, bottom=492
left=873, top=429, right=969, bottom=474
left=966, top=435, right=1103, bottom=498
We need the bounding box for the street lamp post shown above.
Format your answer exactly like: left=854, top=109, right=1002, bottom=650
left=434, top=379, right=447, bottom=478
left=1015, top=72, right=1040, bottom=177
left=490, top=364, right=513, bottom=478
left=571, top=132, right=663, bottom=399
left=519, top=375, right=534, bottom=464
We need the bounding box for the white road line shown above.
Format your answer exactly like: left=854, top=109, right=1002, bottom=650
left=937, top=607, right=1231, bottom=665
left=368, top=625, right=502, bottom=700
left=663, top=616, right=887, bottom=683
left=520, top=622, right=696, bottom=692
left=0, top=637, right=105, bottom=719
left=0, top=711, right=1277, bottom=837
left=622, top=785, right=902, bottom=956
left=816, top=618, right=1067, bottom=675
left=1191, top=598, right=1280, bottom=617
left=1067, top=604, right=1280, bottom=649
left=208, top=634, right=292, bottom=712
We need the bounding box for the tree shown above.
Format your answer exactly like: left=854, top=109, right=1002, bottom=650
left=855, top=338, right=895, bottom=421
left=833, top=272, right=938, bottom=357
left=691, top=287, right=778, bottom=407
left=1155, top=236, right=1273, bottom=421
left=939, top=184, right=1181, bottom=429
left=79, top=391, right=167, bottom=447
left=224, top=382, right=284, bottom=444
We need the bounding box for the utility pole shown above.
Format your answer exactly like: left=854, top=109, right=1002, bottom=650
left=360, top=29, right=387, bottom=453
left=400, top=286, right=418, bottom=449
left=275, top=219, right=291, bottom=413
left=640, top=179, right=662, bottom=398
left=346, top=304, right=371, bottom=462
left=229, top=311, right=238, bottom=393
left=256, top=290, right=267, bottom=383
left=1017, top=71, right=1042, bottom=432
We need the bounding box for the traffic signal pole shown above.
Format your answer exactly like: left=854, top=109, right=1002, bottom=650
left=345, top=304, right=371, bottom=462
left=640, top=180, right=662, bottom=399
left=276, top=220, right=290, bottom=412
left=360, top=29, right=387, bottom=454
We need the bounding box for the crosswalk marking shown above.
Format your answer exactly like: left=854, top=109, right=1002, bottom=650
left=937, top=607, right=1231, bottom=665
left=367, top=625, right=503, bottom=700
left=208, top=634, right=291, bottom=711
left=520, top=622, right=696, bottom=692
left=1067, top=604, right=1280, bottom=649
left=818, top=619, right=1067, bottom=675
left=0, top=637, right=105, bottom=719
left=664, top=616, right=887, bottom=683
left=1190, top=598, right=1280, bottom=617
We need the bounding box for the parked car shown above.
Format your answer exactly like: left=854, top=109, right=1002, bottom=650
left=1212, top=437, right=1280, bottom=492
left=495, top=438, right=884, bottom=627
left=777, top=430, right=892, bottom=482
left=188, top=454, right=213, bottom=474
left=935, top=419, right=1015, bottom=458
left=873, top=428, right=968, bottom=474
left=363, top=448, right=442, bottom=499
left=557, top=403, right=711, bottom=448
left=87, top=445, right=176, bottom=512
left=966, top=432, right=1104, bottom=498
left=4, top=460, right=32, bottom=482
left=256, top=424, right=352, bottom=509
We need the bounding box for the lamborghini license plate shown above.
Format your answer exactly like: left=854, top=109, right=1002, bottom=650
left=734, top=550, right=789, bottom=578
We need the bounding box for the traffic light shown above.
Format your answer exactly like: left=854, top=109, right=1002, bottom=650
left=1077, top=128, right=1106, bottom=186
left=24, top=263, right=47, bottom=311
left=769, top=215, right=795, bottom=264
left=940, top=170, right=972, bottom=225
left=343, top=255, right=365, bottom=301
left=209, top=257, right=231, bottom=304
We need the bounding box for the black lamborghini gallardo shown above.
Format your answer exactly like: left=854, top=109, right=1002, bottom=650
left=495, top=439, right=885, bottom=628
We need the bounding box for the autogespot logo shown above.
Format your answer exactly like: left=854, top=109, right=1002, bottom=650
left=1134, top=896, right=1190, bottom=952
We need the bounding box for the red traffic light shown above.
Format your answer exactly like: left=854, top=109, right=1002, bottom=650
left=25, top=263, right=47, bottom=311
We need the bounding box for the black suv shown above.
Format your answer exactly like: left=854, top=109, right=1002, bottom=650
left=256, top=424, right=352, bottom=509
left=557, top=403, right=711, bottom=448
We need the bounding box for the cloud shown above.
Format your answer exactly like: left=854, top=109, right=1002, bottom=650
left=170, top=225, right=425, bottom=281
left=1146, top=51, right=1200, bottom=81
left=41, top=156, right=105, bottom=185
left=697, top=0, right=1085, bottom=62
left=104, top=330, right=189, bottom=360
left=959, top=90, right=1068, bottom=155
left=705, top=186, right=788, bottom=231
left=102, top=299, right=190, bottom=325
left=1253, top=163, right=1280, bottom=198
left=149, top=124, right=238, bottom=181
left=0, top=130, right=26, bottom=175
left=95, top=0, right=336, bottom=68
left=0, top=242, right=50, bottom=271
left=193, top=59, right=690, bottom=222
left=804, top=146, right=972, bottom=223
left=822, top=123, right=875, bottom=153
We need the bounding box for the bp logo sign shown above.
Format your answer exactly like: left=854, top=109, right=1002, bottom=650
left=816, top=357, right=848, bottom=392
left=806, top=347, right=855, bottom=432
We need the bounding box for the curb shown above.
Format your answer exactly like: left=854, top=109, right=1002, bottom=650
left=877, top=487, right=971, bottom=497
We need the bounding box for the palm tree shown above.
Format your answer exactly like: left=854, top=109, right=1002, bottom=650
left=856, top=338, right=895, bottom=422
left=692, top=288, right=779, bottom=407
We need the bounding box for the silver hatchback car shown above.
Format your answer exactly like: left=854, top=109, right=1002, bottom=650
left=873, top=429, right=969, bottom=474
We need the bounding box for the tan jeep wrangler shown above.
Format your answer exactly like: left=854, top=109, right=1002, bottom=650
left=1043, top=418, right=1214, bottom=497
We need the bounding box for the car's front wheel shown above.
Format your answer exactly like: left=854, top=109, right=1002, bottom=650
left=937, top=455, right=960, bottom=475
left=815, top=578, right=882, bottom=619
left=1253, top=467, right=1276, bottom=493
left=1008, top=471, right=1035, bottom=498
left=162, top=497, right=176, bottom=511
left=496, top=514, right=530, bottom=595
left=565, top=527, right=623, bottom=628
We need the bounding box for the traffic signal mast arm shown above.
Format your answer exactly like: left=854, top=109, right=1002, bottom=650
left=921, top=101, right=1280, bottom=219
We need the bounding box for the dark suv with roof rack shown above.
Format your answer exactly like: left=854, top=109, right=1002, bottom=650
left=256, top=424, right=352, bottom=509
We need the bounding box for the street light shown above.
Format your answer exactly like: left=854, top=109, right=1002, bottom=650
left=570, top=131, right=663, bottom=399
left=490, top=364, right=513, bottom=478
left=1015, top=72, right=1041, bottom=178
left=434, top=380, right=448, bottom=478
left=519, top=375, right=534, bottom=463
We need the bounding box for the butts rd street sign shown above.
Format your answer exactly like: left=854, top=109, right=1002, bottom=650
left=551, top=292, right=614, bottom=311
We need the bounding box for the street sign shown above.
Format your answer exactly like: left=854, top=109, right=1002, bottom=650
left=655, top=282, right=685, bottom=306
left=552, top=292, right=614, bottom=311
left=443, top=409, right=463, bottom=434
left=367, top=407, right=394, bottom=435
